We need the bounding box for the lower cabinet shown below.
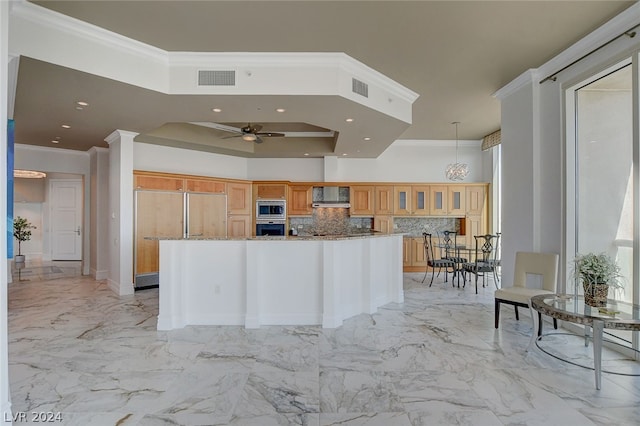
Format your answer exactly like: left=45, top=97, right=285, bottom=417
left=403, top=237, right=427, bottom=272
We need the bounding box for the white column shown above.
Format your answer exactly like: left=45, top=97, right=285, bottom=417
left=105, top=130, right=136, bottom=296
left=88, top=147, right=110, bottom=280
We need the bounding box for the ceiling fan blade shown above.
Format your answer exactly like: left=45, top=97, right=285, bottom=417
left=221, top=134, right=242, bottom=139
left=191, top=122, right=243, bottom=134
left=256, top=132, right=285, bottom=138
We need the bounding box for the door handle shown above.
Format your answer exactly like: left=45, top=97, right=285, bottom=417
left=76, top=227, right=81, bottom=235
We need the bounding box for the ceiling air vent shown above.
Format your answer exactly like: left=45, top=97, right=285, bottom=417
left=352, top=78, right=369, bottom=98
left=198, top=70, right=236, bottom=86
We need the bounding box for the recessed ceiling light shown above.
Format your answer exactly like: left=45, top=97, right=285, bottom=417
left=76, top=101, right=89, bottom=106
left=51, top=140, right=59, bottom=144
left=363, top=137, right=371, bottom=141
left=275, top=108, right=286, bottom=113
left=342, top=153, right=348, bottom=156
left=304, top=153, right=310, bottom=156
left=61, top=124, right=71, bottom=129
left=345, top=118, right=354, bottom=122
left=75, top=106, right=84, bottom=111
left=212, top=108, right=222, bottom=113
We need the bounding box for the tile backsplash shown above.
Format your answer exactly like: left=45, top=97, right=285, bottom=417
left=289, top=209, right=459, bottom=237
left=290, top=209, right=371, bottom=235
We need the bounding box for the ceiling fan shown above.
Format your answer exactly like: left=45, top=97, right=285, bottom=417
left=220, top=123, right=285, bottom=144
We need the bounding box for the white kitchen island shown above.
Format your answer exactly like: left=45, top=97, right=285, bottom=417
left=156, top=233, right=404, bottom=330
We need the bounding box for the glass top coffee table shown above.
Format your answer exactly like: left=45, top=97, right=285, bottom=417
left=530, top=294, right=640, bottom=389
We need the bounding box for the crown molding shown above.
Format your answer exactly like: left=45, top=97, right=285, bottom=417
left=492, top=69, right=538, bottom=100
left=11, top=0, right=167, bottom=63
left=15, top=143, right=89, bottom=157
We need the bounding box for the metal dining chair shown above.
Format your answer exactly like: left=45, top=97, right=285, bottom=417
left=461, top=234, right=497, bottom=294
left=422, top=233, right=456, bottom=287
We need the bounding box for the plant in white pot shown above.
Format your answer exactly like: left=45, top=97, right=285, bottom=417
left=13, top=216, right=36, bottom=263
left=572, top=252, right=624, bottom=307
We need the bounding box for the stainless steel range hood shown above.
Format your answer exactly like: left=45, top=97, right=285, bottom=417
left=312, top=186, right=351, bottom=208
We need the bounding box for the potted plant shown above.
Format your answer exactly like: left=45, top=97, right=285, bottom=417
left=572, top=252, right=624, bottom=307
left=13, top=216, right=36, bottom=263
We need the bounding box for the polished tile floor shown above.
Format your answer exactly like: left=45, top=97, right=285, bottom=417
left=7, top=269, right=640, bottom=425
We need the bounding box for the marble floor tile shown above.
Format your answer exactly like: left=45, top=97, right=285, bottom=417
left=7, top=269, right=640, bottom=425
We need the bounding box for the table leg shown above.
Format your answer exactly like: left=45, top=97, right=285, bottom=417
left=584, top=324, right=590, bottom=347
left=527, top=303, right=539, bottom=352
left=592, top=320, right=603, bottom=390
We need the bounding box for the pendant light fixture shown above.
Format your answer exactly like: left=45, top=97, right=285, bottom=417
left=445, top=121, right=469, bottom=181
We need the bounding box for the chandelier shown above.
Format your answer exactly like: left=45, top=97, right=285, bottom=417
left=445, top=121, right=469, bottom=181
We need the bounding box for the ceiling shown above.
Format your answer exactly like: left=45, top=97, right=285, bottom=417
left=11, top=0, right=635, bottom=158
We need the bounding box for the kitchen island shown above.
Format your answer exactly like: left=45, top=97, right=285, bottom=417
left=156, top=233, right=403, bottom=330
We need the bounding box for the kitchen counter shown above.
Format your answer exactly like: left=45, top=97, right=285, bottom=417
left=148, top=232, right=394, bottom=241
left=156, top=233, right=404, bottom=330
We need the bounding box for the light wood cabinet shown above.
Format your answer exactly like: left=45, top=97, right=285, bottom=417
left=373, top=215, right=394, bottom=234
left=447, top=186, right=466, bottom=216
left=187, top=193, right=227, bottom=238
left=393, top=186, right=412, bottom=215
left=412, top=185, right=429, bottom=216
left=227, top=215, right=252, bottom=237
left=227, top=182, right=252, bottom=215
left=395, top=185, right=429, bottom=216
left=186, top=179, right=225, bottom=194
left=465, top=185, right=486, bottom=216
left=288, top=185, right=313, bottom=216
left=464, top=214, right=486, bottom=249
left=350, top=185, right=375, bottom=216
left=255, top=183, right=287, bottom=199
left=429, top=185, right=448, bottom=215
left=135, top=174, right=184, bottom=191
left=134, top=191, right=184, bottom=283
left=375, top=186, right=394, bottom=215
left=403, top=236, right=427, bottom=270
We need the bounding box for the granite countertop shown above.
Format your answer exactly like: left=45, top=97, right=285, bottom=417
left=149, top=233, right=403, bottom=241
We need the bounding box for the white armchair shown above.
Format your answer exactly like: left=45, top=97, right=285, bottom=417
left=494, top=251, right=559, bottom=333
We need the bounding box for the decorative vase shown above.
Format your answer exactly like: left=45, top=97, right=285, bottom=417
left=583, top=281, right=609, bottom=307
left=14, top=254, right=25, bottom=263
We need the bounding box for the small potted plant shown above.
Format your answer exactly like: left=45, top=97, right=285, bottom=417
left=572, top=252, right=624, bottom=307
left=13, top=216, right=36, bottom=263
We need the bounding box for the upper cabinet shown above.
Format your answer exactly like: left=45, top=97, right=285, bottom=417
left=255, top=183, right=287, bottom=199
left=135, top=174, right=184, bottom=191
left=227, top=181, right=252, bottom=215
left=374, top=186, right=394, bottom=215
left=411, top=185, right=429, bottom=216
left=393, top=186, right=412, bottom=215
left=447, top=186, right=466, bottom=216
left=288, top=185, right=313, bottom=216
left=350, top=185, right=375, bottom=216
left=186, top=179, right=226, bottom=194
left=429, top=185, right=448, bottom=216
left=394, top=185, right=429, bottom=216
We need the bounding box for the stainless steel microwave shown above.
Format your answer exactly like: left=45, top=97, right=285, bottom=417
left=256, top=199, right=286, bottom=220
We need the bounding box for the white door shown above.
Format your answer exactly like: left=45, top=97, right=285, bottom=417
left=51, top=180, right=83, bottom=260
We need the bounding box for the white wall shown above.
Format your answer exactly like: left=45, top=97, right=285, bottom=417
left=496, top=4, right=639, bottom=292
left=133, top=142, right=248, bottom=180
left=137, top=139, right=489, bottom=184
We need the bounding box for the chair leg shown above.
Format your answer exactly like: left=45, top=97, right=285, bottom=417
left=422, top=266, right=428, bottom=283
left=553, top=318, right=558, bottom=329
left=475, top=273, right=479, bottom=294
left=495, top=300, right=500, bottom=328
left=429, top=266, right=435, bottom=287
left=514, top=305, right=519, bottom=321
left=538, top=312, right=543, bottom=337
